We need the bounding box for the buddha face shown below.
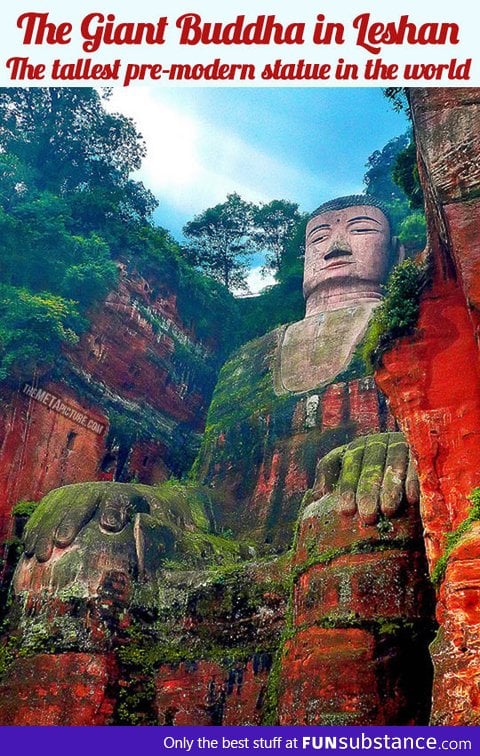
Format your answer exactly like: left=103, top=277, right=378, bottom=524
left=303, top=204, right=391, bottom=302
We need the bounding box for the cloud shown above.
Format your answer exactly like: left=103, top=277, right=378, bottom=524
left=231, top=266, right=276, bottom=297
left=246, top=266, right=276, bottom=294
left=106, top=86, right=322, bottom=218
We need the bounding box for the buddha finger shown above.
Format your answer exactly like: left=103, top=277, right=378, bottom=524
left=357, top=434, right=388, bottom=525
left=380, top=433, right=408, bottom=518
left=23, top=487, right=72, bottom=558
left=99, top=489, right=133, bottom=532
left=54, top=489, right=101, bottom=548
left=405, top=455, right=420, bottom=505
left=337, top=437, right=367, bottom=516
left=314, top=445, right=346, bottom=497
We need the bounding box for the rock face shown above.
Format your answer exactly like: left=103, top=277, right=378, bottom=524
left=0, top=653, right=117, bottom=726
left=0, top=263, right=228, bottom=560
left=0, top=480, right=287, bottom=725
left=0, top=383, right=107, bottom=548
left=155, top=657, right=273, bottom=726
left=375, top=88, right=480, bottom=725
left=0, top=191, right=437, bottom=726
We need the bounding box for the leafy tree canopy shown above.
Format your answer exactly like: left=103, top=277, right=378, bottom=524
left=252, top=199, right=303, bottom=273
left=0, top=284, right=84, bottom=381
left=183, top=193, right=255, bottom=291
left=0, top=87, right=156, bottom=222
left=238, top=216, right=307, bottom=342
left=363, top=131, right=426, bottom=254
left=392, top=142, right=424, bottom=210
left=0, top=88, right=239, bottom=380
left=364, top=132, right=411, bottom=203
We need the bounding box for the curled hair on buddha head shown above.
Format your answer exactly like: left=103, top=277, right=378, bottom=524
left=310, top=195, right=392, bottom=227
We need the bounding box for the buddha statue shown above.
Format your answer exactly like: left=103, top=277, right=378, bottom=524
left=0, top=197, right=434, bottom=726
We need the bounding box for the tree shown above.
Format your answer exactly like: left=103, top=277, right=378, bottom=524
left=0, top=88, right=157, bottom=222
left=238, top=215, right=308, bottom=342
left=252, top=200, right=303, bottom=273
left=0, top=285, right=84, bottom=380
left=183, top=193, right=255, bottom=291
left=392, top=142, right=424, bottom=209
left=397, top=212, right=427, bottom=254
left=363, top=132, right=411, bottom=203
left=383, top=88, right=410, bottom=116
left=363, top=131, right=426, bottom=255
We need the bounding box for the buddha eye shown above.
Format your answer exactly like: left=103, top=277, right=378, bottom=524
left=350, top=227, right=378, bottom=234
left=311, top=233, right=330, bottom=244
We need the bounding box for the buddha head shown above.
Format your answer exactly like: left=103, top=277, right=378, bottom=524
left=303, top=196, right=398, bottom=315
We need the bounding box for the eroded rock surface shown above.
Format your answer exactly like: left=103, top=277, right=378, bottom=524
left=0, top=265, right=230, bottom=555
left=375, top=88, right=480, bottom=725
left=0, top=183, right=443, bottom=725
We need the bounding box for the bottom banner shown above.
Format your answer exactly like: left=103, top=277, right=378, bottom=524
left=0, top=726, right=478, bottom=755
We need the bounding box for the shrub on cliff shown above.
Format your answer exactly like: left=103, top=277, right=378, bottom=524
left=0, top=285, right=84, bottom=380
left=362, top=259, right=427, bottom=371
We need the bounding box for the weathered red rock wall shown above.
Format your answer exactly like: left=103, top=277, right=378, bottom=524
left=0, top=265, right=220, bottom=552
left=69, top=266, right=210, bottom=428
left=277, top=486, right=434, bottom=725
left=0, top=383, right=107, bottom=545
left=155, top=657, right=271, bottom=726
left=0, top=653, right=117, bottom=725
left=375, top=88, right=480, bottom=725
left=377, top=279, right=480, bottom=566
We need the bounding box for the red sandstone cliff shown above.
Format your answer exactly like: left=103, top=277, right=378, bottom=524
left=0, top=263, right=223, bottom=554
left=376, top=88, right=480, bottom=725
left=2, top=88, right=479, bottom=727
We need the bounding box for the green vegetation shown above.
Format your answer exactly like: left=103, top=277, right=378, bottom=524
left=252, top=200, right=304, bottom=274
left=431, top=488, right=480, bottom=586
left=183, top=192, right=255, bottom=291
left=0, top=634, right=18, bottom=682
left=393, top=142, right=424, bottom=210
left=183, top=195, right=305, bottom=293
left=261, top=643, right=285, bottom=725
left=0, top=88, right=240, bottom=381
left=398, top=212, right=427, bottom=254
left=238, top=217, right=307, bottom=342
left=0, top=285, right=85, bottom=380
left=0, top=88, right=140, bottom=379
left=364, top=130, right=425, bottom=250
left=11, top=500, right=38, bottom=519
left=362, top=259, right=427, bottom=371
left=364, top=132, right=411, bottom=204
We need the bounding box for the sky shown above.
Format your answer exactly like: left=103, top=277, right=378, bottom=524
left=106, top=87, right=409, bottom=292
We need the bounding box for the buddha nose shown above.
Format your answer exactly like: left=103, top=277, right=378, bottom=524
left=324, top=236, right=352, bottom=260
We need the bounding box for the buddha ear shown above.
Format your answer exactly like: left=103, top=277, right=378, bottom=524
left=391, top=236, right=405, bottom=266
